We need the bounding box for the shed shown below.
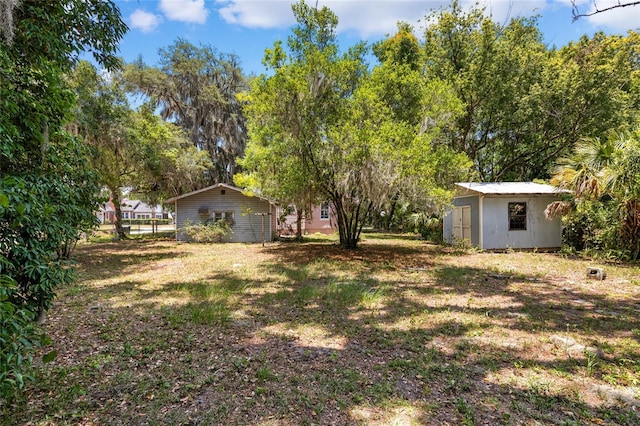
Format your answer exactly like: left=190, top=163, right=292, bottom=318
left=164, top=183, right=277, bottom=243
left=443, top=182, right=567, bottom=250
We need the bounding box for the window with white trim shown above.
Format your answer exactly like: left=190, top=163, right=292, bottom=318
left=213, top=211, right=235, bottom=226
left=320, top=202, right=330, bottom=220
left=122, top=212, right=130, bottom=219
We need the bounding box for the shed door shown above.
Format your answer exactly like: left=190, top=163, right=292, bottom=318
left=452, top=205, right=471, bottom=242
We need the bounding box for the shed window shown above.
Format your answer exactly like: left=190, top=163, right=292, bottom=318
left=508, top=202, right=527, bottom=231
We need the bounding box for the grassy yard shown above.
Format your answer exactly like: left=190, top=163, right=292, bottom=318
left=2, top=233, right=640, bottom=425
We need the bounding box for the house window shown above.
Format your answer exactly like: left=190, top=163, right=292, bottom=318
left=320, top=202, right=330, bottom=220
left=214, top=211, right=234, bottom=226
left=136, top=213, right=151, bottom=219
left=508, top=202, right=527, bottom=231
left=122, top=212, right=130, bottom=219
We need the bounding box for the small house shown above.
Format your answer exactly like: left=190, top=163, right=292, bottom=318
left=164, top=183, right=277, bottom=243
left=443, top=182, right=567, bottom=250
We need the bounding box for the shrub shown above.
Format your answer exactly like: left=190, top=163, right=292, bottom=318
left=409, top=213, right=443, bottom=242
left=181, top=220, right=233, bottom=243
left=0, top=273, right=40, bottom=400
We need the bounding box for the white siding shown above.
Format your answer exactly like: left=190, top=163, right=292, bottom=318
left=481, top=195, right=562, bottom=249
left=175, top=187, right=276, bottom=243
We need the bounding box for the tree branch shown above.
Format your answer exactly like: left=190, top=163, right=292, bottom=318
left=572, top=1, right=640, bottom=21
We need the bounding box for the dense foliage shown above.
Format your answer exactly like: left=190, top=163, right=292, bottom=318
left=550, top=128, right=640, bottom=259
left=180, top=219, right=233, bottom=243
left=0, top=0, right=126, bottom=398
left=70, top=61, right=212, bottom=238
left=238, top=1, right=639, bottom=246
left=422, top=2, right=640, bottom=181
left=239, top=2, right=472, bottom=248
left=125, top=40, right=248, bottom=185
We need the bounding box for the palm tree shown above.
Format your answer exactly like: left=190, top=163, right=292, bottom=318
left=601, top=130, right=640, bottom=259
left=548, top=129, right=640, bottom=258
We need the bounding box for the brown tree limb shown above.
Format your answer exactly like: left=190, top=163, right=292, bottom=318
left=572, top=1, right=640, bottom=22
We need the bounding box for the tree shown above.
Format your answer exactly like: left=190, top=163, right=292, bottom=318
left=549, top=128, right=640, bottom=259
left=370, top=22, right=471, bottom=230
left=0, top=0, right=126, bottom=396
left=124, top=40, right=248, bottom=185
left=422, top=2, right=639, bottom=181
left=240, top=1, right=472, bottom=248
left=71, top=61, right=213, bottom=237
left=128, top=106, right=213, bottom=202
left=70, top=61, right=138, bottom=239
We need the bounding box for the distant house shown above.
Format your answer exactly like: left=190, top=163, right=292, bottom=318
left=277, top=202, right=337, bottom=236
left=95, top=201, right=116, bottom=224
left=443, top=182, right=567, bottom=250
left=164, top=183, right=277, bottom=243
left=121, top=199, right=167, bottom=220
left=95, top=198, right=168, bottom=224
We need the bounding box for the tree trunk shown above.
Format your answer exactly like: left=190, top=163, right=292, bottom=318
left=622, top=200, right=640, bottom=260
left=110, top=187, right=127, bottom=240
left=332, top=194, right=368, bottom=250
left=296, top=208, right=303, bottom=241
left=385, top=192, right=399, bottom=231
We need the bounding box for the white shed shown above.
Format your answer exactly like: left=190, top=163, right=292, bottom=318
left=443, top=182, right=567, bottom=250
left=165, top=183, right=277, bottom=243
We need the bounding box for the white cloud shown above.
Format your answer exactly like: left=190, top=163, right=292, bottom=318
left=217, top=0, right=294, bottom=28
left=160, top=0, right=210, bottom=24
left=215, top=0, right=550, bottom=38
left=130, top=9, right=163, bottom=33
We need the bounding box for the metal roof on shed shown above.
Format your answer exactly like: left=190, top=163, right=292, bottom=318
left=455, top=182, right=567, bottom=195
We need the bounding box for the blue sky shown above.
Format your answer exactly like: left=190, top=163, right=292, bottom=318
left=115, top=0, right=640, bottom=75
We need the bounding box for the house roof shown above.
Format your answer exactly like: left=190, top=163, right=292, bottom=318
left=455, top=182, right=568, bottom=196
left=164, top=183, right=276, bottom=205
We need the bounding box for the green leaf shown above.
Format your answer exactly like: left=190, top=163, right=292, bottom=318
left=42, top=350, right=57, bottom=363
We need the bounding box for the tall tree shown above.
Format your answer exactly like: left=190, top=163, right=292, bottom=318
left=128, top=106, right=213, bottom=202
left=0, top=0, right=126, bottom=395
left=422, top=2, right=639, bottom=181
left=240, top=1, right=471, bottom=248
left=370, top=22, right=470, bottom=230
left=124, top=40, right=247, bottom=184
left=71, top=61, right=212, bottom=238
left=70, top=61, right=137, bottom=239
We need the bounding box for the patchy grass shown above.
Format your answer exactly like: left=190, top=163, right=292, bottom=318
left=3, top=235, right=640, bottom=425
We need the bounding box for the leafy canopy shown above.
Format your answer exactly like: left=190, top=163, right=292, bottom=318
left=239, top=1, right=471, bottom=248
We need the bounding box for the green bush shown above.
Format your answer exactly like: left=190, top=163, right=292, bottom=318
left=0, top=273, right=40, bottom=400
left=409, top=213, right=443, bottom=242
left=562, top=199, right=626, bottom=259
left=181, top=220, right=233, bottom=243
